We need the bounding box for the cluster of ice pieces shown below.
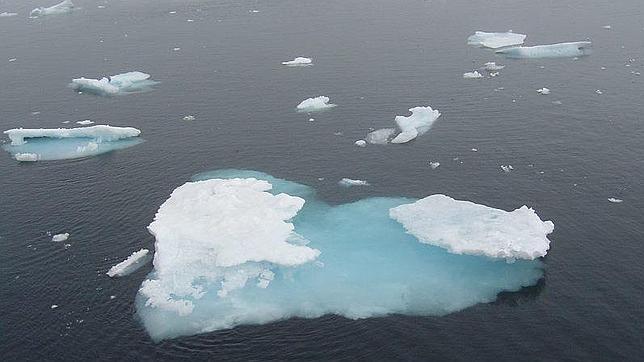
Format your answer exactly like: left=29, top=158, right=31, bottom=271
left=365, top=106, right=441, bottom=144
left=107, top=249, right=151, bottom=277
left=282, top=57, right=312, bottom=66
left=30, top=0, right=74, bottom=18
left=296, top=96, right=336, bottom=112
left=70, top=71, right=157, bottom=96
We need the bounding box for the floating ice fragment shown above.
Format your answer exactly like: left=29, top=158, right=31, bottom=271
left=70, top=71, right=157, bottom=96
left=467, top=31, right=526, bottom=49
left=463, top=71, right=483, bottom=79
left=366, top=128, right=396, bottom=144
left=182, top=115, right=195, bottom=121
left=30, top=0, right=74, bottom=18
left=339, top=178, right=370, bottom=187
left=607, top=198, right=623, bottom=203
left=390, top=194, right=554, bottom=261
left=282, top=57, right=312, bottom=66
left=76, top=120, right=94, bottom=125
left=0, top=12, right=17, bottom=17
left=8, top=58, right=17, bottom=62
left=107, top=249, right=151, bottom=277
left=390, top=106, right=441, bottom=144
left=354, top=140, right=366, bottom=147
left=51, top=304, right=58, bottom=309
left=501, top=165, right=514, bottom=173
left=497, top=41, right=592, bottom=59
left=15, top=153, right=39, bottom=162
left=537, top=88, right=551, bottom=95
left=52, top=233, right=69, bottom=242
left=489, top=72, right=499, bottom=77
left=595, top=89, right=603, bottom=95
left=296, top=96, right=336, bottom=112
left=429, top=162, right=440, bottom=169
left=602, top=25, right=611, bottom=30
left=308, top=118, right=315, bottom=122
left=471, top=148, right=478, bottom=152
left=484, top=62, right=505, bottom=71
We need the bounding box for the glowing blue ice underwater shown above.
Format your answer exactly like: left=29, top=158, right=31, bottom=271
left=136, top=170, right=549, bottom=341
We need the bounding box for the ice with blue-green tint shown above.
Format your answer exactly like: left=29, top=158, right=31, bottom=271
left=136, top=170, right=545, bottom=341
left=3, top=136, right=143, bottom=161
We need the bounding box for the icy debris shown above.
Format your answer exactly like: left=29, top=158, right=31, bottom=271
left=391, top=106, right=441, bottom=144
left=15, top=153, right=39, bottom=162
left=501, top=165, right=514, bottom=173
left=489, top=72, right=499, bottom=77
left=52, top=233, right=69, bottom=242
left=296, top=96, right=336, bottom=112
left=467, top=31, right=527, bottom=49
left=76, top=120, right=94, bottom=125
left=107, top=249, right=151, bottom=277
left=70, top=71, right=157, bottom=96
left=471, top=148, right=478, bottom=152
left=30, top=0, right=74, bottom=18
left=366, top=128, right=396, bottom=144
left=390, top=194, right=554, bottom=261
left=537, top=88, right=551, bottom=95
left=182, top=115, right=196, bottom=121
left=497, top=41, right=592, bottom=59
left=602, top=25, right=612, bottom=30
left=595, top=89, right=603, bottom=95
left=0, top=12, right=17, bottom=17
left=282, top=57, right=312, bottom=66
left=4, top=125, right=140, bottom=146
left=51, top=304, right=58, bottom=309
left=429, top=162, right=440, bottom=169
left=339, top=178, right=370, bottom=187
left=354, top=140, right=367, bottom=147
left=484, top=62, right=505, bottom=71
left=308, top=118, right=315, bottom=122
left=463, top=71, right=484, bottom=79
left=607, top=198, right=623, bottom=203
left=8, top=58, right=17, bottom=62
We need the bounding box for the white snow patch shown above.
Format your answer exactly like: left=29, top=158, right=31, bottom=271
left=467, top=31, right=526, bottom=49
left=107, top=249, right=151, bottom=277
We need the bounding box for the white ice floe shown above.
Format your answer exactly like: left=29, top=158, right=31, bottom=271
left=51, top=304, right=58, bottom=309
left=282, top=57, right=312, bottom=66
left=390, top=106, right=441, bottom=144
left=4, top=125, right=140, bottom=146
left=463, top=71, right=484, bottom=79
left=354, top=140, right=367, bottom=147
left=429, top=162, right=440, bottom=169
left=76, top=120, right=94, bottom=125
left=366, top=128, right=396, bottom=144
left=497, top=41, right=592, bottom=59
left=595, top=89, right=603, bottom=95
left=0, top=12, right=17, bottom=17
left=14, top=153, right=39, bottom=162
left=296, top=96, right=336, bottom=112
left=607, top=198, right=623, bottom=203
left=52, top=233, right=69, bottom=242
left=70, top=71, right=157, bottom=96
left=602, top=25, right=612, bottom=30
left=537, top=88, right=551, bottom=95
left=467, top=31, right=527, bottom=49
left=483, top=62, right=505, bottom=71
left=30, top=0, right=74, bottom=18
left=390, top=194, right=554, bottom=260
left=182, top=115, right=196, bottom=121
left=107, top=249, right=151, bottom=277
left=338, top=178, right=370, bottom=187
left=139, top=178, right=320, bottom=315
left=501, top=165, right=514, bottom=173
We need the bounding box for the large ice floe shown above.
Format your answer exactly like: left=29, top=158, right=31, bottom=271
left=70, top=71, right=158, bottom=96
left=3, top=125, right=142, bottom=161
left=467, top=31, right=526, bottom=49
left=497, top=41, right=592, bottom=59
left=136, top=170, right=553, bottom=340
left=30, top=0, right=74, bottom=18
left=296, top=96, right=336, bottom=112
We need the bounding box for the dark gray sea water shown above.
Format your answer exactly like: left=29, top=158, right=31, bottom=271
left=1, top=0, right=643, bottom=360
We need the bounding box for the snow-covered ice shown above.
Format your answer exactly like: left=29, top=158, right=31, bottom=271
left=467, top=31, right=526, bottom=49
left=107, top=249, right=151, bottom=277
left=70, top=71, right=158, bottom=96
left=390, top=194, right=554, bottom=261
left=463, top=71, right=484, bottom=79
left=390, top=106, right=441, bottom=144
left=296, top=96, right=336, bottom=112
left=497, top=41, right=592, bottom=59
left=366, top=128, right=396, bottom=144
left=30, top=0, right=74, bottom=18
left=52, top=233, right=69, bottom=242
left=282, top=57, right=312, bottom=66
left=338, top=178, right=370, bottom=187
left=136, top=170, right=548, bottom=340
left=354, top=140, right=366, bottom=147
left=608, top=198, right=623, bottom=203
left=5, top=125, right=140, bottom=146
left=537, top=88, right=551, bottom=95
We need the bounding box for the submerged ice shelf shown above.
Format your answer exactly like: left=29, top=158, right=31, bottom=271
left=3, top=125, right=142, bottom=161
left=136, top=170, right=552, bottom=340
left=70, top=71, right=158, bottom=96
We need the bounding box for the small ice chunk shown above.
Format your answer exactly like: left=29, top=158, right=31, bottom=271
left=463, top=71, right=483, bottom=79
left=602, top=25, right=611, bottom=30
left=483, top=62, right=505, bottom=71
left=30, top=0, right=74, bottom=18
left=308, top=118, right=315, bottom=122
left=76, top=120, right=94, bottom=125
left=366, top=128, right=396, bottom=144
left=339, top=178, right=370, bottom=187
left=51, top=304, right=58, bottom=309
left=107, top=249, right=151, bottom=277
left=467, top=31, right=527, bottom=49
left=595, top=89, right=603, bottom=95
left=15, top=153, right=39, bottom=162
left=282, top=57, right=312, bottom=66
left=296, top=96, right=336, bottom=112
left=0, top=12, right=18, bottom=17
left=183, top=115, right=196, bottom=121
left=501, top=165, right=514, bottom=173
left=354, top=140, right=366, bottom=147
left=471, top=148, right=478, bottom=152
left=390, top=194, right=555, bottom=260
left=607, top=198, right=623, bottom=203
left=70, top=71, right=157, bottom=96
left=429, top=162, right=440, bottom=169
left=537, top=87, right=551, bottom=95
left=390, top=106, right=441, bottom=144
left=489, top=72, right=499, bottom=77
left=497, top=41, right=592, bottom=59
left=52, top=233, right=69, bottom=242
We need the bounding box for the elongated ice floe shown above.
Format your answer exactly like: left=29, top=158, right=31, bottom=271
left=30, top=0, right=74, bottom=18
left=390, top=106, right=441, bottom=144
left=467, top=31, right=526, bottom=49
left=0, top=12, right=18, bottom=17
left=390, top=195, right=554, bottom=261
left=107, top=249, right=151, bottom=277
left=282, top=57, right=312, bottom=66
left=463, top=71, right=483, bottom=79
left=496, top=41, right=592, bottom=59
left=136, top=170, right=550, bottom=340
left=296, top=96, right=336, bottom=112
left=3, top=125, right=142, bottom=161
left=338, top=178, right=369, bottom=187
left=70, top=71, right=157, bottom=96
left=52, top=233, right=69, bottom=242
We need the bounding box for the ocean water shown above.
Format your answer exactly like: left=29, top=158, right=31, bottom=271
left=1, top=0, right=643, bottom=360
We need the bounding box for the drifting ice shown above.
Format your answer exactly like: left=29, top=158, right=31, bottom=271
left=70, top=71, right=157, bottom=96
left=467, top=31, right=526, bottom=49
left=52, top=233, right=69, bottom=242
left=463, top=71, right=483, bottom=79
left=282, top=57, right=312, bottom=66
left=390, top=106, right=441, bottom=144
left=296, top=96, right=336, bottom=112
left=339, top=178, right=370, bottom=187
left=484, top=62, right=505, bottom=71
left=136, top=170, right=551, bottom=340
left=390, top=194, right=554, bottom=261
left=3, top=125, right=142, bottom=161
left=497, top=41, right=592, bottom=59
left=107, top=249, right=151, bottom=277
left=30, top=0, right=74, bottom=18
left=0, top=12, right=17, bottom=17
left=537, top=88, right=551, bottom=95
